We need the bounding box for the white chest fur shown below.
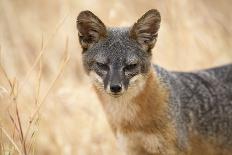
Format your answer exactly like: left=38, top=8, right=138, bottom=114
left=104, top=96, right=139, bottom=125
left=103, top=74, right=147, bottom=125
left=116, top=131, right=165, bottom=154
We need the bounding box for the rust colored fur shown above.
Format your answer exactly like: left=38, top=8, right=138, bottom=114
left=187, top=134, right=231, bottom=155
left=93, top=69, right=231, bottom=155
left=93, top=71, right=179, bottom=155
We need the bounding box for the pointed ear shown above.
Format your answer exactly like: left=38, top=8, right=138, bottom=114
left=130, top=9, right=161, bottom=51
left=76, top=10, right=107, bottom=51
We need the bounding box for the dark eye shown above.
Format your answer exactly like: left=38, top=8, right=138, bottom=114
left=124, top=64, right=138, bottom=71
left=96, top=62, right=108, bottom=70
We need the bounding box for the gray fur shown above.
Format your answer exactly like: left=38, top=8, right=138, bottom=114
left=77, top=10, right=160, bottom=94
left=154, top=64, right=232, bottom=149
left=82, top=28, right=151, bottom=92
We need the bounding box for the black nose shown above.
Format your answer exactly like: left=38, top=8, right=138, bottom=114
left=110, top=84, right=122, bottom=93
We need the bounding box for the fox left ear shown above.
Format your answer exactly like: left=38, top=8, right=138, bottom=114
left=130, top=9, right=161, bottom=51
left=77, top=10, right=107, bottom=51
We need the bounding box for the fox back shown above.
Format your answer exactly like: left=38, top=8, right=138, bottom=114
left=155, top=64, right=232, bottom=154
left=76, top=9, right=232, bottom=155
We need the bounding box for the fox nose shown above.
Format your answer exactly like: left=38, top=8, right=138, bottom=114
left=110, top=84, right=122, bottom=93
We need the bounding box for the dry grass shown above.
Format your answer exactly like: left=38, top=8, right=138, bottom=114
left=0, top=0, right=231, bottom=155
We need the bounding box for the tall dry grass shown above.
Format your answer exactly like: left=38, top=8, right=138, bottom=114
left=0, top=0, right=231, bottom=155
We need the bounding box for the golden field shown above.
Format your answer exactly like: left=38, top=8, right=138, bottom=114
left=0, top=0, right=231, bottom=154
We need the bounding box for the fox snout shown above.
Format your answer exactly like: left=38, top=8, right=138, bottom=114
left=109, top=84, right=122, bottom=93
left=107, top=81, right=124, bottom=96
left=106, top=69, right=125, bottom=95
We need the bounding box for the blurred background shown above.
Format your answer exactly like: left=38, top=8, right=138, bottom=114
left=0, top=0, right=231, bottom=155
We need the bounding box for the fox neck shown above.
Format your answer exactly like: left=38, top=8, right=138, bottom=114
left=93, top=70, right=171, bottom=135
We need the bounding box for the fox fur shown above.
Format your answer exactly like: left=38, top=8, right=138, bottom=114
left=76, top=9, right=232, bottom=155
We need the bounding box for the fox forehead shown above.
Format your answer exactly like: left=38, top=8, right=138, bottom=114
left=85, top=27, right=149, bottom=64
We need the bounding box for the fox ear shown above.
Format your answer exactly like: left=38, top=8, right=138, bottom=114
left=130, top=9, right=161, bottom=51
left=76, top=10, right=107, bottom=51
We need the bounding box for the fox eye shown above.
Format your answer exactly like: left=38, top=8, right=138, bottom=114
left=124, top=64, right=138, bottom=71
left=96, top=62, right=108, bottom=70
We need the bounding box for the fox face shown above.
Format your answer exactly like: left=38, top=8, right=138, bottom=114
left=77, top=10, right=161, bottom=97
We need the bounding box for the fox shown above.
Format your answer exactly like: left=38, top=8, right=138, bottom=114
left=76, top=9, right=232, bottom=155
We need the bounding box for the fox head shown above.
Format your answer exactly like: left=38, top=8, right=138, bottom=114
left=76, top=9, right=161, bottom=97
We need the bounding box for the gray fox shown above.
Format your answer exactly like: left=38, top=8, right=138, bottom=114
left=76, top=9, right=232, bottom=155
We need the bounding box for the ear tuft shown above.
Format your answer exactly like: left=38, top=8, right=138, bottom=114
left=130, top=9, right=161, bottom=51
left=76, top=10, right=107, bottom=51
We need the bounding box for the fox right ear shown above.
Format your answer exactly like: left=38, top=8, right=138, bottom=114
left=76, top=11, right=107, bottom=51
left=130, top=9, right=161, bottom=52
